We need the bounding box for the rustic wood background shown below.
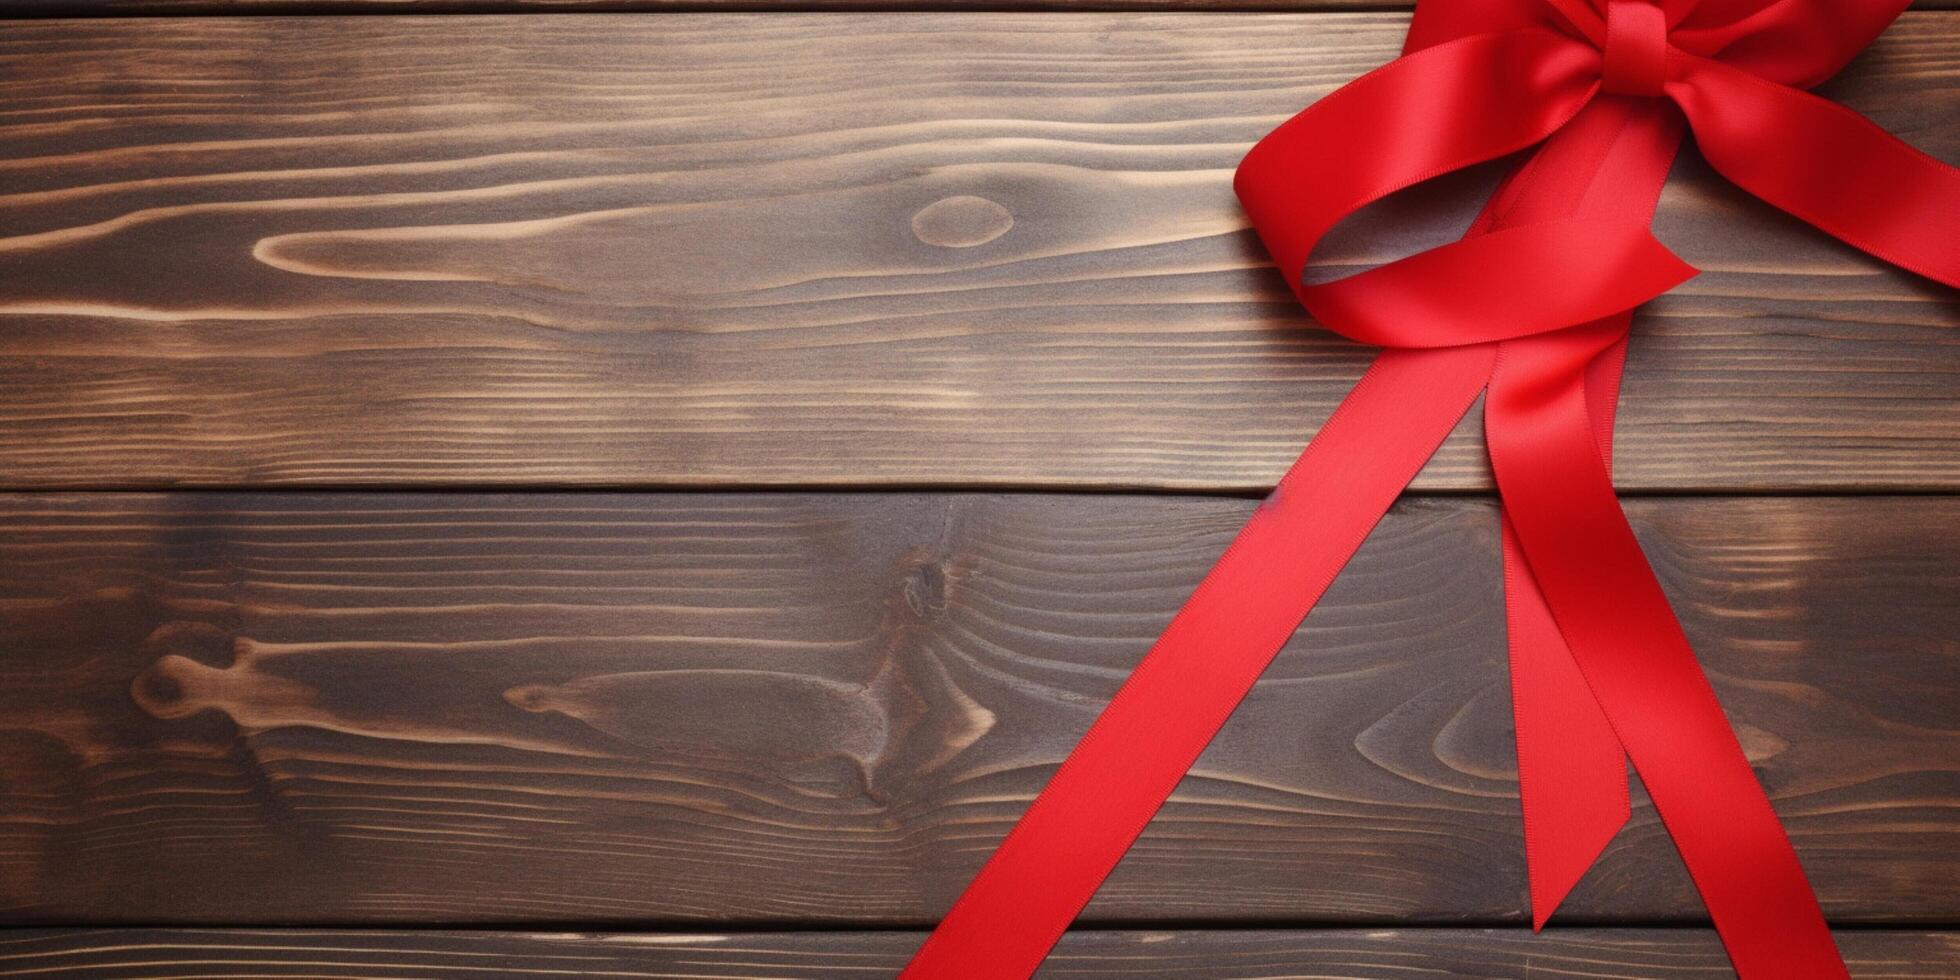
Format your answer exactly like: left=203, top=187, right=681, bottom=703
left=0, top=1, right=1953, bottom=978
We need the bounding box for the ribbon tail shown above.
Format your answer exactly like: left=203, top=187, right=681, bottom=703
left=901, top=344, right=1494, bottom=979
left=1487, top=320, right=1848, bottom=980
left=1670, top=56, right=1960, bottom=288
left=1504, top=322, right=1636, bottom=930
left=1505, top=513, right=1630, bottom=929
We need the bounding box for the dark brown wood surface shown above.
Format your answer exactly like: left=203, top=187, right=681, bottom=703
left=1, top=14, right=1954, bottom=492
left=8, top=0, right=1954, bottom=14
left=5, top=3, right=1956, bottom=973
left=3, top=928, right=1957, bottom=978
left=3, top=0, right=1429, bottom=12
left=1, top=492, right=1951, bottom=925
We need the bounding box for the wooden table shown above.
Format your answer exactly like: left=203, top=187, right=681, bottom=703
left=0, top=3, right=1954, bottom=976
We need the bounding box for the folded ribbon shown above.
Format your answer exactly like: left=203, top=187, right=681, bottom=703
left=903, top=0, right=1959, bottom=976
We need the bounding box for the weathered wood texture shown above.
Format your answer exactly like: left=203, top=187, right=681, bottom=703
left=3, top=928, right=1959, bottom=978
left=1, top=15, right=1954, bottom=492
left=7, top=0, right=1955, bottom=14
left=0, top=492, right=1951, bottom=925
left=0, top=0, right=1435, bottom=13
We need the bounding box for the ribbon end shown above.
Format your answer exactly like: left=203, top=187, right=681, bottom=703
left=1524, top=790, right=1630, bottom=930
left=1509, top=525, right=1635, bottom=934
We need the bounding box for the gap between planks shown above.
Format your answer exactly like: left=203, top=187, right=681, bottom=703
left=3, top=0, right=1954, bottom=14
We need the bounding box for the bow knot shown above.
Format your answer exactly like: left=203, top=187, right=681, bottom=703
left=1600, top=0, right=1669, bottom=95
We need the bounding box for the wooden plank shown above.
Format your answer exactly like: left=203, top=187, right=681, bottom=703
left=0, top=0, right=1434, bottom=13
left=0, top=492, right=1951, bottom=925
left=2, top=928, right=1957, bottom=978
left=8, top=0, right=1955, bottom=15
left=0, top=15, right=1953, bottom=492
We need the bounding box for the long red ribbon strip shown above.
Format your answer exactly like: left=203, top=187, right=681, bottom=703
left=903, top=0, right=1960, bottom=975
left=902, top=349, right=1497, bottom=979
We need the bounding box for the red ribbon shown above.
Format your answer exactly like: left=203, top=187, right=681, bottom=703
left=902, top=0, right=1959, bottom=976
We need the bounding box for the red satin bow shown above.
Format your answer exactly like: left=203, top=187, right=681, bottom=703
left=903, top=0, right=1959, bottom=976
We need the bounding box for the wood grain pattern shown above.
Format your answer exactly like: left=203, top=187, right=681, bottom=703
left=2, top=928, right=1958, bottom=978
left=0, top=0, right=1436, bottom=13
left=0, top=492, right=1951, bottom=925
left=8, top=0, right=1955, bottom=14
left=1, top=14, right=1954, bottom=492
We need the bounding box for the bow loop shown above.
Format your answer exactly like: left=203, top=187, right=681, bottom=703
left=1299, top=219, right=1694, bottom=349
left=1668, top=0, right=1909, bottom=86
left=1667, top=53, right=1960, bottom=287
